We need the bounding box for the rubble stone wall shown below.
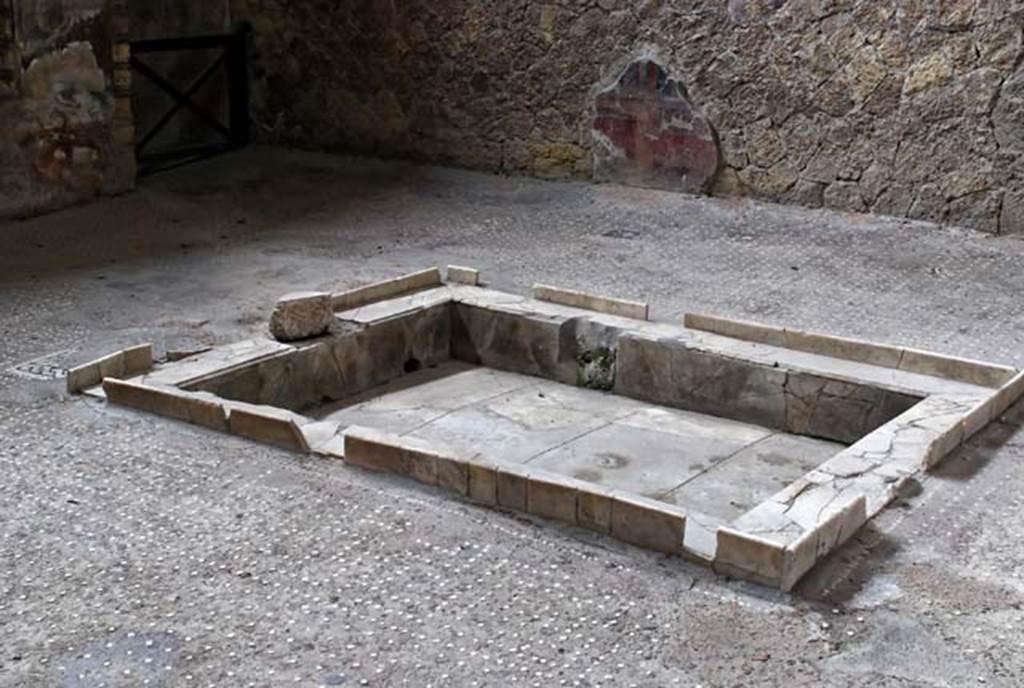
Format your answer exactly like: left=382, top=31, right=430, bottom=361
left=0, top=0, right=135, bottom=219
left=234, top=0, right=1024, bottom=235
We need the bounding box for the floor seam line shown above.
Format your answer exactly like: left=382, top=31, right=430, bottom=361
left=522, top=406, right=639, bottom=466
left=397, top=377, right=538, bottom=438
left=652, top=431, right=780, bottom=500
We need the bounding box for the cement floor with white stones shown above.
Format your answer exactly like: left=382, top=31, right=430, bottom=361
left=2, top=146, right=1024, bottom=687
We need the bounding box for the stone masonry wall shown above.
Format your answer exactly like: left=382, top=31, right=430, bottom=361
left=0, top=0, right=135, bottom=220
left=233, top=0, right=1024, bottom=235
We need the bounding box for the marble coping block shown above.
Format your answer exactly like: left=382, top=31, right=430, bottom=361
left=228, top=407, right=311, bottom=453
left=715, top=494, right=866, bottom=591
left=334, top=286, right=454, bottom=326
left=780, top=496, right=866, bottom=591
left=468, top=461, right=500, bottom=505
left=993, top=371, right=1024, bottom=419
left=717, top=389, right=999, bottom=590
left=146, top=338, right=294, bottom=389
left=344, top=426, right=469, bottom=496
left=67, top=343, right=153, bottom=393
left=577, top=483, right=616, bottom=534
left=446, top=265, right=480, bottom=286
left=610, top=492, right=687, bottom=555
left=331, top=267, right=442, bottom=312
left=103, top=378, right=228, bottom=432
left=300, top=420, right=345, bottom=456
left=683, top=313, right=1016, bottom=388
left=342, top=427, right=686, bottom=556
left=533, top=283, right=649, bottom=321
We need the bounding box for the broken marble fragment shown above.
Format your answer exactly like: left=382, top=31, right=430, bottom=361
left=270, top=291, right=333, bottom=342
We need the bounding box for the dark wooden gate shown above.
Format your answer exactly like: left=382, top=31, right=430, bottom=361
left=130, top=27, right=250, bottom=174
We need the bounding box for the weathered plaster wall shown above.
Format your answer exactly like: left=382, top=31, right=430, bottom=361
left=234, top=0, right=1024, bottom=235
left=0, top=0, right=134, bottom=219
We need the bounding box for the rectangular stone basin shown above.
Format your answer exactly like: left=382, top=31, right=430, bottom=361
left=94, top=281, right=1023, bottom=591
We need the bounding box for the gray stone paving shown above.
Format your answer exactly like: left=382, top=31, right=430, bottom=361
left=2, top=146, right=1024, bottom=686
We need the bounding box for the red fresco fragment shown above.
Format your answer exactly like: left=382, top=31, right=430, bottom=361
left=592, top=59, right=719, bottom=192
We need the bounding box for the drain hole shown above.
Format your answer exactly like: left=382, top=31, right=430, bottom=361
left=404, top=357, right=422, bottom=373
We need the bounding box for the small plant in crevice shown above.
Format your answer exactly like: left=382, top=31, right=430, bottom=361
left=576, top=346, right=616, bottom=391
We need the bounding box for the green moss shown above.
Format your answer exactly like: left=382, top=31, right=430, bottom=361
left=576, top=346, right=616, bottom=391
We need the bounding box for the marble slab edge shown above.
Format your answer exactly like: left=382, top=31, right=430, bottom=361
left=445, top=265, right=480, bottom=286
left=102, top=377, right=319, bottom=453
left=342, top=426, right=687, bottom=557
left=683, top=312, right=1017, bottom=389
left=331, top=267, right=442, bottom=312
left=532, top=283, right=649, bottom=321
left=714, top=383, right=1010, bottom=590
left=67, top=343, right=154, bottom=393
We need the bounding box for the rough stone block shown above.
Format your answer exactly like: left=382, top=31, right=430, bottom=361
left=229, top=408, right=311, bottom=453
left=496, top=465, right=529, bottom=511
left=534, top=283, right=648, bottom=321
left=331, top=268, right=442, bottom=311
left=609, top=493, right=685, bottom=555
left=270, top=292, right=333, bottom=342
left=446, top=265, right=480, bottom=286
left=526, top=472, right=578, bottom=525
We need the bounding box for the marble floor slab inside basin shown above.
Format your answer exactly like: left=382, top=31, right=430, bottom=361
left=314, top=362, right=844, bottom=557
